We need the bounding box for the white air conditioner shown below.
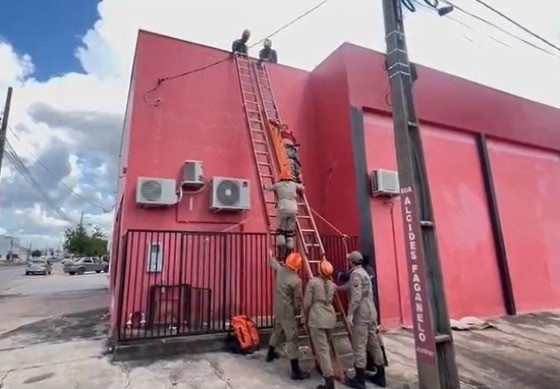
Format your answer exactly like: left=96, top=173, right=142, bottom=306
left=181, top=160, right=204, bottom=189
left=136, top=177, right=178, bottom=207
left=371, top=169, right=400, bottom=197
left=210, top=177, right=250, bottom=211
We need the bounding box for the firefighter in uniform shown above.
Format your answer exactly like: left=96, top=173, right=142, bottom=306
left=344, top=251, right=386, bottom=389
left=263, top=171, right=304, bottom=260
left=266, top=251, right=310, bottom=380
left=336, top=255, right=389, bottom=381
left=303, top=259, right=337, bottom=389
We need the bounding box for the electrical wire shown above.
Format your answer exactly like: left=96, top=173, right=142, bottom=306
left=469, top=0, right=560, bottom=53
left=143, top=0, right=334, bottom=99
left=4, top=140, right=75, bottom=223
left=8, top=127, right=113, bottom=213
left=439, top=0, right=557, bottom=56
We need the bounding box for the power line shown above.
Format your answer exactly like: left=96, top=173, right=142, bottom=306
left=439, top=0, right=557, bottom=56
left=469, top=0, right=560, bottom=53
left=144, top=0, right=334, bottom=98
left=8, top=127, right=112, bottom=212
left=4, top=140, right=74, bottom=223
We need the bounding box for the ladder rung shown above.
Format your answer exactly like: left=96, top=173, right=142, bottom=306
left=262, top=174, right=273, bottom=178
left=308, top=260, right=321, bottom=264
left=254, top=140, right=267, bottom=144
left=255, top=151, right=268, bottom=155
left=258, top=162, right=271, bottom=167
left=300, top=229, right=315, bottom=233
left=298, top=216, right=311, bottom=219
left=305, top=243, right=321, bottom=247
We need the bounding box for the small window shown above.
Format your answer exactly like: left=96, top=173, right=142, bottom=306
left=83, top=258, right=93, bottom=263
left=147, top=243, right=163, bottom=272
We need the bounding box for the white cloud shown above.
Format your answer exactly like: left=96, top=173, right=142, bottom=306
left=1, top=0, right=559, bottom=249
left=0, top=41, right=34, bottom=88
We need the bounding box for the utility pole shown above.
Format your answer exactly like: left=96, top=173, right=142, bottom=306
left=79, top=210, right=84, bottom=228
left=0, top=87, right=13, bottom=178
left=381, top=1, right=460, bottom=388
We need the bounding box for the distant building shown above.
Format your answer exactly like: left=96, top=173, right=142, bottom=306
left=0, top=235, right=22, bottom=261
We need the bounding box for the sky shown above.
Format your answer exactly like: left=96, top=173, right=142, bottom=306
left=0, top=0, right=559, bottom=249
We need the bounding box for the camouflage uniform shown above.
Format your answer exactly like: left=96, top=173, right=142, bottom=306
left=303, top=276, right=337, bottom=378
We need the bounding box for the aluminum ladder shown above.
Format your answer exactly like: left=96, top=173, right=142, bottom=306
left=235, top=55, right=355, bottom=382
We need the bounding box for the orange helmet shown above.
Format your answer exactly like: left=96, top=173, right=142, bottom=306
left=285, top=252, right=302, bottom=271
left=318, top=259, right=334, bottom=278
left=278, top=168, right=292, bottom=181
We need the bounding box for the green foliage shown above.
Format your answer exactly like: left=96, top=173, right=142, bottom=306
left=63, top=224, right=108, bottom=256
left=31, top=249, right=42, bottom=258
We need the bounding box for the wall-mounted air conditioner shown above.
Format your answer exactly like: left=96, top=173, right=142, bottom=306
left=210, top=177, right=250, bottom=211
left=181, top=160, right=204, bottom=189
left=371, top=169, right=400, bottom=197
left=136, top=177, right=178, bottom=207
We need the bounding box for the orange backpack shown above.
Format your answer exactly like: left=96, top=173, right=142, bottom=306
left=231, top=315, right=260, bottom=354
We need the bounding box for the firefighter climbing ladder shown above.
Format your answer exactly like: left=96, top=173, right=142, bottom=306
left=235, top=55, right=355, bottom=382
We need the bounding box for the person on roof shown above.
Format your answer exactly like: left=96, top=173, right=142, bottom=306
left=232, top=30, right=251, bottom=55
left=342, top=251, right=386, bottom=389
left=266, top=251, right=310, bottom=381
left=304, top=259, right=338, bottom=389
left=264, top=170, right=304, bottom=260
left=259, top=39, right=278, bottom=63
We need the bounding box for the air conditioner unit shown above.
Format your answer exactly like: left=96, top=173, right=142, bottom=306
left=181, top=160, right=204, bottom=189
left=210, top=177, right=250, bottom=211
left=371, top=169, right=400, bottom=197
left=136, top=177, right=178, bottom=207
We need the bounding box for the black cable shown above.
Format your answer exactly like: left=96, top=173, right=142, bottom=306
left=250, top=0, right=333, bottom=48
left=470, top=0, right=560, bottom=53
left=401, top=0, right=417, bottom=12
left=8, top=127, right=112, bottom=212
left=5, top=141, right=74, bottom=223
left=423, top=0, right=439, bottom=7
left=144, top=0, right=335, bottom=99
left=440, top=0, right=556, bottom=56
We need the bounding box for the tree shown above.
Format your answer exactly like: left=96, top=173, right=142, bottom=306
left=63, top=224, right=108, bottom=256
left=31, top=249, right=42, bottom=258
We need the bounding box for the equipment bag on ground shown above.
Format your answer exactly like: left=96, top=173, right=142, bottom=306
left=229, top=315, right=260, bottom=354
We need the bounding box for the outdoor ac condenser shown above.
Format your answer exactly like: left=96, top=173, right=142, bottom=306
left=210, top=177, right=250, bottom=211
left=371, top=169, right=400, bottom=197
left=181, top=160, right=204, bottom=189
left=136, top=177, right=178, bottom=207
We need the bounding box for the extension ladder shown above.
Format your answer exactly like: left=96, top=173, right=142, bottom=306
left=235, top=55, right=355, bottom=382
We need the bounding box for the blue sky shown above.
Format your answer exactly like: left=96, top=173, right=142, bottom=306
left=1, top=0, right=100, bottom=81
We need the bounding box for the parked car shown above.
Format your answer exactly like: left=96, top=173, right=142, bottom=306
left=25, top=259, right=53, bottom=275
left=63, top=257, right=108, bottom=275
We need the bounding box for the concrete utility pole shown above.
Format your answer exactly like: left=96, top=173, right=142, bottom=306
left=0, top=87, right=13, bottom=178
left=381, top=1, right=460, bottom=388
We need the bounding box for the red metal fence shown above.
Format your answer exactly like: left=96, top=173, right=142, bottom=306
left=115, top=230, right=358, bottom=341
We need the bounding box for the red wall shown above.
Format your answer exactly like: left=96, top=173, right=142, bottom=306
left=421, top=126, right=505, bottom=319
left=488, top=140, right=560, bottom=312
left=308, top=48, right=360, bottom=236
left=112, top=33, right=560, bottom=332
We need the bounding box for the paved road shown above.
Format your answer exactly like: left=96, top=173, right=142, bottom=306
left=0, top=262, right=108, bottom=296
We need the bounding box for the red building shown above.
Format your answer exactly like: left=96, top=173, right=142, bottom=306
left=110, top=30, right=560, bottom=340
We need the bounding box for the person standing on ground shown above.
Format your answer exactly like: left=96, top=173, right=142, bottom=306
left=265, top=251, right=310, bottom=380
left=259, top=38, right=278, bottom=63
left=343, top=251, right=386, bottom=389
left=336, top=254, right=389, bottom=374
left=263, top=171, right=304, bottom=260
left=304, top=259, right=338, bottom=389
left=232, top=29, right=251, bottom=55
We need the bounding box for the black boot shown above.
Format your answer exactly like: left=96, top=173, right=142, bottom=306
left=369, top=365, right=387, bottom=388
left=356, top=367, right=367, bottom=386
left=290, top=359, right=310, bottom=380
left=265, top=346, right=278, bottom=362
left=317, top=376, right=334, bottom=389
left=345, top=368, right=366, bottom=389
